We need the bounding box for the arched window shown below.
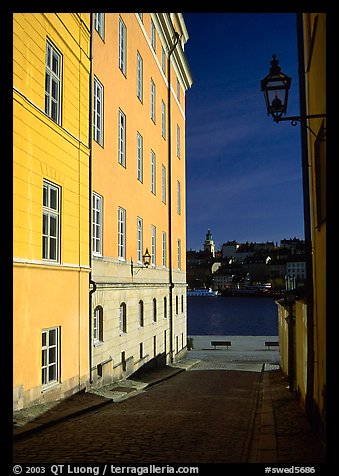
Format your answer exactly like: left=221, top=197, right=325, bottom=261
left=93, top=306, right=103, bottom=343
left=139, top=300, right=144, bottom=327
left=120, top=302, right=127, bottom=333
left=153, top=298, right=157, bottom=322
left=163, top=296, right=167, bottom=319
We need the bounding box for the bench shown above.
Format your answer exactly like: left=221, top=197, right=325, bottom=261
left=211, top=340, right=231, bottom=350
left=265, top=341, right=279, bottom=350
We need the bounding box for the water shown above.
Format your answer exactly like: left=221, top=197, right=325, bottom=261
left=187, top=296, right=278, bottom=336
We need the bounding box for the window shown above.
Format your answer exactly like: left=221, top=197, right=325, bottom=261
left=137, top=132, right=143, bottom=182
left=45, top=40, right=62, bottom=124
left=161, top=47, right=166, bottom=73
left=94, top=13, right=104, bottom=39
left=93, top=306, right=103, bottom=343
left=177, top=180, right=181, bottom=215
left=140, top=342, right=143, bottom=359
left=176, top=124, right=181, bottom=158
left=151, top=19, right=156, bottom=50
left=118, top=109, right=126, bottom=167
left=137, top=52, right=143, bottom=101
left=176, top=77, right=181, bottom=102
left=181, top=295, right=184, bottom=313
left=151, top=150, right=156, bottom=194
left=93, top=77, right=104, bottom=145
left=163, top=296, right=167, bottom=319
left=161, top=165, right=166, bottom=203
left=161, top=100, right=166, bottom=138
left=139, top=300, right=144, bottom=327
left=176, top=295, right=179, bottom=314
left=137, top=13, right=143, bottom=22
left=153, top=298, right=157, bottom=322
left=42, top=328, right=59, bottom=387
left=118, top=207, right=126, bottom=260
left=119, top=17, right=127, bottom=75
left=162, top=231, right=167, bottom=267
left=43, top=180, right=60, bottom=262
left=178, top=239, right=181, bottom=270
left=121, top=351, right=126, bottom=371
left=150, top=79, right=156, bottom=122
left=120, top=302, right=127, bottom=333
left=151, top=225, right=156, bottom=266
left=92, top=192, right=103, bottom=256
left=137, top=217, right=143, bottom=263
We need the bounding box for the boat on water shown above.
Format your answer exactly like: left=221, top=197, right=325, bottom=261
left=187, top=288, right=218, bottom=297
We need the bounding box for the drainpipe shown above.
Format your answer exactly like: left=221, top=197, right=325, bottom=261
left=296, top=13, right=314, bottom=421
left=88, top=13, right=95, bottom=385
left=167, top=29, right=180, bottom=363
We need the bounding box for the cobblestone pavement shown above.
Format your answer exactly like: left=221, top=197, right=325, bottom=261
left=12, top=338, right=326, bottom=466
left=13, top=369, right=260, bottom=464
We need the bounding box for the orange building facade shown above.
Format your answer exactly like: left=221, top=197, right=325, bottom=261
left=90, top=14, right=193, bottom=385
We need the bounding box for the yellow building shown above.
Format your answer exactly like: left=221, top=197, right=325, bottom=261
left=277, top=12, right=326, bottom=444
left=90, top=13, right=192, bottom=385
left=13, top=14, right=91, bottom=409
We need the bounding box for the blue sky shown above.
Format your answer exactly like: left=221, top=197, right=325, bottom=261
left=183, top=13, right=305, bottom=251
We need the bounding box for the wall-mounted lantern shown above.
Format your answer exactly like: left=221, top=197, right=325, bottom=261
left=261, top=54, right=325, bottom=137
left=131, top=248, right=151, bottom=276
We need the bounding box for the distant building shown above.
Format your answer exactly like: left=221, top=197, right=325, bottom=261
left=204, top=229, right=215, bottom=257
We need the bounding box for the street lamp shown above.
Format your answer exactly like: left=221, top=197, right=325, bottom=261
left=261, top=54, right=325, bottom=136
left=131, top=248, right=152, bottom=276
left=261, top=54, right=292, bottom=122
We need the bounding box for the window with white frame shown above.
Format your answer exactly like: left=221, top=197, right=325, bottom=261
left=137, top=217, right=143, bottom=263
left=42, top=327, right=59, bottom=387
left=162, top=231, right=167, bottom=267
left=118, top=109, right=126, bottom=167
left=177, top=180, right=181, bottom=215
left=150, top=79, right=156, bottom=122
left=176, top=77, right=181, bottom=102
left=92, top=192, right=102, bottom=256
left=137, top=132, right=143, bottom=182
left=161, top=46, right=166, bottom=73
left=151, top=19, right=156, bottom=51
left=118, top=207, right=126, bottom=260
left=161, top=165, right=166, bottom=203
left=45, top=40, right=62, bottom=124
left=42, top=180, right=60, bottom=262
left=137, top=52, right=143, bottom=101
left=178, top=239, right=181, bottom=270
left=93, top=77, right=104, bottom=145
left=120, top=302, right=127, bottom=333
left=176, top=124, right=181, bottom=158
left=119, top=17, right=127, bottom=75
left=94, top=13, right=105, bottom=39
left=151, top=225, right=156, bottom=266
left=93, top=306, right=103, bottom=343
left=151, top=150, right=156, bottom=194
left=161, top=100, right=166, bottom=138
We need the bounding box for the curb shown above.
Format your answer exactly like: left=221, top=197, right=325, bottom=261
left=257, top=363, right=278, bottom=463
left=13, top=398, right=112, bottom=441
